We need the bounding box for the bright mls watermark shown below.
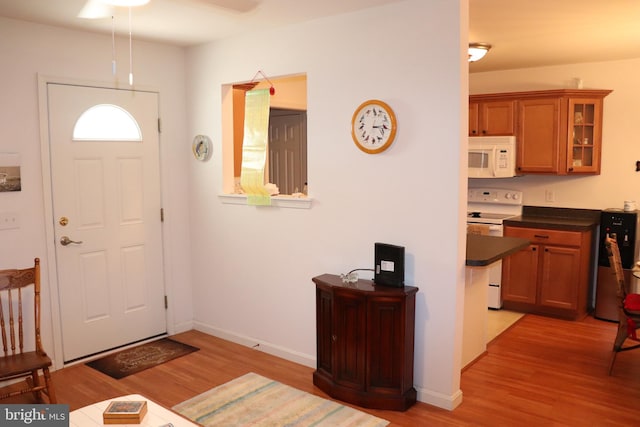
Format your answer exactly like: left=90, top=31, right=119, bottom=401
left=0, top=404, right=69, bottom=426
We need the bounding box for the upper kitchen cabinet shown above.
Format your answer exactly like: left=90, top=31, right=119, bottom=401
left=516, top=90, right=611, bottom=175
left=569, top=98, right=605, bottom=174
left=470, top=89, right=611, bottom=175
left=517, top=97, right=562, bottom=174
left=468, top=98, right=516, bottom=136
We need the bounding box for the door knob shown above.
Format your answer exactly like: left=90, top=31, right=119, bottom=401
left=60, top=236, right=83, bottom=246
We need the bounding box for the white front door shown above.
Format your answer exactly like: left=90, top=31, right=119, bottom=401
left=46, top=83, right=166, bottom=362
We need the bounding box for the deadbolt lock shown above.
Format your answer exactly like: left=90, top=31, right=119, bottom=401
left=59, top=217, right=69, bottom=226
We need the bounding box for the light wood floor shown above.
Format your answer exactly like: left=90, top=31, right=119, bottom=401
left=487, top=309, right=525, bottom=342
left=6, top=313, right=640, bottom=426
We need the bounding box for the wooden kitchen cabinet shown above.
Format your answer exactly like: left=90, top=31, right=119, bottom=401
left=516, top=90, right=611, bottom=175
left=468, top=98, right=516, bottom=136
left=501, top=243, right=539, bottom=305
left=568, top=98, right=604, bottom=174
left=502, top=226, right=592, bottom=320
left=470, top=89, right=611, bottom=175
left=312, top=274, right=418, bottom=411
left=517, top=97, right=562, bottom=173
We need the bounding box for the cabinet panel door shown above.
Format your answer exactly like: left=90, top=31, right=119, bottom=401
left=480, top=100, right=516, bottom=136
left=367, top=297, right=404, bottom=392
left=539, top=245, right=581, bottom=310
left=502, top=244, right=539, bottom=304
left=469, top=102, right=480, bottom=136
left=333, top=290, right=367, bottom=390
left=517, top=98, right=562, bottom=173
left=567, top=98, right=603, bottom=174
left=316, top=288, right=333, bottom=376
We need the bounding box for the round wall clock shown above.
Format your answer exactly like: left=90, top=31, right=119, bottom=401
left=192, top=135, right=212, bottom=161
left=351, top=99, right=397, bottom=154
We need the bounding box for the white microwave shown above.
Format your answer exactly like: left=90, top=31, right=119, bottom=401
left=468, top=136, right=517, bottom=178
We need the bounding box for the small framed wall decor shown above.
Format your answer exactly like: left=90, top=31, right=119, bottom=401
left=192, top=135, right=212, bottom=161
left=351, top=99, right=397, bottom=154
left=0, top=153, right=21, bottom=192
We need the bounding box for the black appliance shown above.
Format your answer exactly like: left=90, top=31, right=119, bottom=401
left=595, top=209, right=640, bottom=321
left=374, top=242, right=405, bottom=287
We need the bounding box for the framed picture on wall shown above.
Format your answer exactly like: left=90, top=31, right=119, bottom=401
left=0, top=153, right=21, bottom=192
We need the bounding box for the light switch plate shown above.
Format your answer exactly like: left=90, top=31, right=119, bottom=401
left=545, top=189, right=555, bottom=203
left=0, top=212, right=20, bottom=230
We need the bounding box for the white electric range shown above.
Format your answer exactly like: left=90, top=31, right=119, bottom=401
left=467, top=188, right=523, bottom=309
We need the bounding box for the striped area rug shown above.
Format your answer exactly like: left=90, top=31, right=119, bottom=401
left=172, top=372, right=389, bottom=427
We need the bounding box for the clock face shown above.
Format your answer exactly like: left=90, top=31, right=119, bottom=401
left=351, top=100, right=397, bottom=154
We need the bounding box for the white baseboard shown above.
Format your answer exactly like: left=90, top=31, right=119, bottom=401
left=416, top=386, right=463, bottom=410
left=192, top=321, right=463, bottom=411
left=169, top=320, right=195, bottom=335
left=192, top=321, right=316, bottom=369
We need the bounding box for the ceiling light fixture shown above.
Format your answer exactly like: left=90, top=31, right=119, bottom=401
left=79, top=0, right=149, bottom=85
left=78, top=0, right=150, bottom=19
left=468, top=43, right=492, bottom=62
left=128, top=6, right=134, bottom=85
left=101, top=0, right=150, bottom=6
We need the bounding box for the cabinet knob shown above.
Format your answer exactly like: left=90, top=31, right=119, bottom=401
left=332, top=335, right=337, bottom=342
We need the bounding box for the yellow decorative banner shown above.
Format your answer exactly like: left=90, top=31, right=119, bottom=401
left=240, top=89, right=271, bottom=205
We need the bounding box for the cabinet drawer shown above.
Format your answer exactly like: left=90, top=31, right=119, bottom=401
left=505, top=227, right=582, bottom=246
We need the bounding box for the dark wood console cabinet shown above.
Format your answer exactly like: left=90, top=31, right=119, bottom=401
left=312, top=274, right=418, bottom=411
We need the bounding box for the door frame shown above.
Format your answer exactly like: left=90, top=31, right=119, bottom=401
left=37, top=75, right=169, bottom=370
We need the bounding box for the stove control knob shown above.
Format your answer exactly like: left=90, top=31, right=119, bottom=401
left=505, top=193, right=512, bottom=199
left=512, top=193, right=520, bottom=200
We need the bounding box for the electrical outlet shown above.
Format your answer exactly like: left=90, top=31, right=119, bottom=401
left=0, top=212, right=20, bottom=230
left=545, top=189, right=555, bottom=203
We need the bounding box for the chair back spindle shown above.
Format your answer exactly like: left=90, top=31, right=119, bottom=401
left=0, top=270, right=32, bottom=356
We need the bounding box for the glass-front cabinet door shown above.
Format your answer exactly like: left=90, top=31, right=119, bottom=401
left=568, top=98, right=602, bottom=174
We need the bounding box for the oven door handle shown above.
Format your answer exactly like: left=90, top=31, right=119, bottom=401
left=467, top=223, right=503, bottom=235
left=488, top=224, right=502, bottom=233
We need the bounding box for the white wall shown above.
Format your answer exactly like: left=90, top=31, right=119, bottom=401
left=0, top=0, right=470, bottom=411
left=186, top=0, right=468, bottom=409
left=0, top=17, right=193, bottom=365
left=470, top=58, right=640, bottom=210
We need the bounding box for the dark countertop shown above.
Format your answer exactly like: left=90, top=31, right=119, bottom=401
left=466, top=234, right=530, bottom=267
left=503, top=206, right=600, bottom=231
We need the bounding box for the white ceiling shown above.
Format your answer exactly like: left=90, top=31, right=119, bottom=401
left=0, top=0, right=406, bottom=47
left=469, top=0, right=640, bottom=73
left=0, top=0, right=639, bottom=73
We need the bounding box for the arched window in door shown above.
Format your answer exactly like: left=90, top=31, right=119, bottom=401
left=73, top=104, right=142, bottom=141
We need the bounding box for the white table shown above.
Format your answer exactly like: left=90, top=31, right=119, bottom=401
left=70, top=394, right=200, bottom=426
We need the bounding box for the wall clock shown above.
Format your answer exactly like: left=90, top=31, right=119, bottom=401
left=351, top=99, right=397, bottom=154
left=192, top=134, right=212, bottom=161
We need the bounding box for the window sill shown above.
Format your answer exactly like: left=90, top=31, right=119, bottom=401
left=218, top=194, right=313, bottom=209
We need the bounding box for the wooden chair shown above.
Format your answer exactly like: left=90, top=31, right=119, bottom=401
left=0, top=258, right=56, bottom=403
left=604, top=236, right=640, bottom=375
